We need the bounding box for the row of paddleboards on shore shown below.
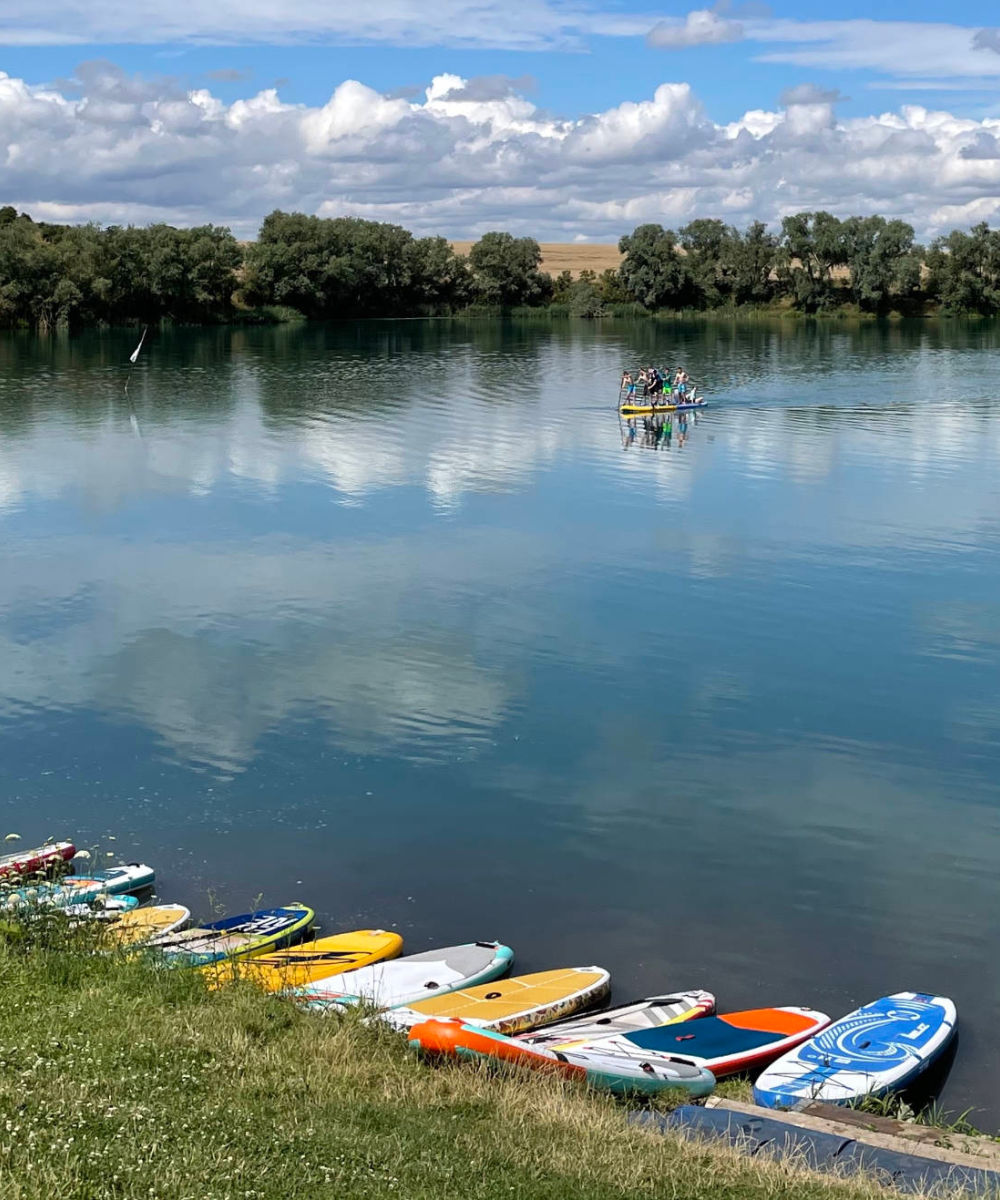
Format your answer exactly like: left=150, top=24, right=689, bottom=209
left=3, top=840, right=958, bottom=1110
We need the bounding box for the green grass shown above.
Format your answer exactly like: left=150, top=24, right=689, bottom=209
left=0, top=926, right=957, bottom=1199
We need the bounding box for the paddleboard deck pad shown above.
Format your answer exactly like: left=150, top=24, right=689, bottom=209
left=564, top=1007, right=830, bottom=1079
left=0, top=841, right=75, bottom=883
left=103, top=904, right=191, bottom=947
left=149, top=905, right=315, bottom=966
left=384, top=966, right=610, bottom=1034
left=620, top=401, right=708, bottom=416
left=203, top=929, right=403, bottom=991
left=298, top=941, right=513, bottom=1011
left=62, top=895, right=139, bottom=916
left=518, top=990, right=716, bottom=1050
left=409, top=1019, right=716, bottom=1098
left=753, top=992, right=957, bottom=1110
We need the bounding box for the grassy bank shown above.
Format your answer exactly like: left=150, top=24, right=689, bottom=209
left=0, top=928, right=936, bottom=1200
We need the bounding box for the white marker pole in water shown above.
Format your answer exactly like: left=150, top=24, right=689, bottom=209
left=125, top=325, right=147, bottom=395
left=129, top=326, right=147, bottom=365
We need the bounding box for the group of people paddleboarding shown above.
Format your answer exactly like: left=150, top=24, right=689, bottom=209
left=619, top=366, right=705, bottom=410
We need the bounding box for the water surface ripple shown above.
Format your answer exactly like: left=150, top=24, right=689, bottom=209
left=2, top=318, right=1000, bottom=1117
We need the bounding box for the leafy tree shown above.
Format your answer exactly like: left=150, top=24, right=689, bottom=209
left=595, top=268, right=632, bottom=305
left=551, top=270, right=575, bottom=303
left=729, top=221, right=779, bottom=306
left=180, top=226, right=243, bottom=317
left=467, top=232, right=551, bottom=306
left=617, top=224, right=691, bottom=309
left=675, top=219, right=780, bottom=308
left=244, top=211, right=468, bottom=316
left=926, top=223, right=1000, bottom=314
left=564, top=270, right=605, bottom=317
left=0, top=216, right=49, bottom=325
left=551, top=268, right=609, bottom=315
left=841, top=216, right=920, bottom=312
left=406, top=236, right=471, bottom=310
left=777, top=211, right=848, bottom=312
left=0, top=215, right=242, bottom=327
left=679, top=219, right=734, bottom=307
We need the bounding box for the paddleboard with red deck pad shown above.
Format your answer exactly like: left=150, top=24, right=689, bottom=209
left=582, top=1006, right=830, bottom=1078
left=0, top=841, right=75, bottom=883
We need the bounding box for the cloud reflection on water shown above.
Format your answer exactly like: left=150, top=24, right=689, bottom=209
left=1, top=319, right=1000, bottom=778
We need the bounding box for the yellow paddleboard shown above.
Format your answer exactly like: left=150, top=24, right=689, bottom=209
left=104, top=904, right=191, bottom=948
left=386, top=966, right=611, bottom=1034
left=202, top=929, right=403, bottom=992
left=619, top=401, right=705, bottom=416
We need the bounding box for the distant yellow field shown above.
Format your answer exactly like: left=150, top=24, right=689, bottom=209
left=451, top=242, right=621, bottom=278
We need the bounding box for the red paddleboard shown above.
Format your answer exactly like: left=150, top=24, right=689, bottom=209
left=0, top=840, right=75, bottom=883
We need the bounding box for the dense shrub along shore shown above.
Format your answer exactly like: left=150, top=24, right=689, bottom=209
left=2, top=203, right=1000, bottom=329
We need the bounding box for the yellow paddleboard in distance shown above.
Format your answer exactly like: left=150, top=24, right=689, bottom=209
left=104, top=904, right=191, bottom=947
left=203, top=929, right=403, bottom=992
left=619, top=401, right=707, bottom=417
left=385, top=966, right=611, bottom=1034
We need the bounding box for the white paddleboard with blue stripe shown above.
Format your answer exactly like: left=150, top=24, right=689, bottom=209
left=753, top=991, right=957, bottom=1110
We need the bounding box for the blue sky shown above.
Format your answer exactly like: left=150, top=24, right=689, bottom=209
left=6, top=1, right=1000, bottom=121
left=1, top=2, right=999, bottom=238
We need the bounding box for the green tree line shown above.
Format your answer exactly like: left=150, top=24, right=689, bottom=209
left=0, top=205, right=242, bottom=329
left=2, top=202, right=1000, bottom=328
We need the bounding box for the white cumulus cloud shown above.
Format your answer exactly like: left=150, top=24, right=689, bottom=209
left=0, top=66, right=999, bottom=239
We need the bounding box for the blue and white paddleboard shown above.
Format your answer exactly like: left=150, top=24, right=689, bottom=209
left=753, top=991, right=957, bottom=1110
left=4, top=864, right=154, bottom=911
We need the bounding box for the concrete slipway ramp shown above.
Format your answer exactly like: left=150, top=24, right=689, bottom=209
left=633, top=1099, right=1000, bottom=1195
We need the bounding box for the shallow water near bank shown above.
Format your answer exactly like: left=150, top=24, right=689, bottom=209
left=2, top=316, right=1000, bottom=1119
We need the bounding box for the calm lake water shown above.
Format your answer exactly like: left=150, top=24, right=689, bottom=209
left=2, top=317, right=1000, bottom=1116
